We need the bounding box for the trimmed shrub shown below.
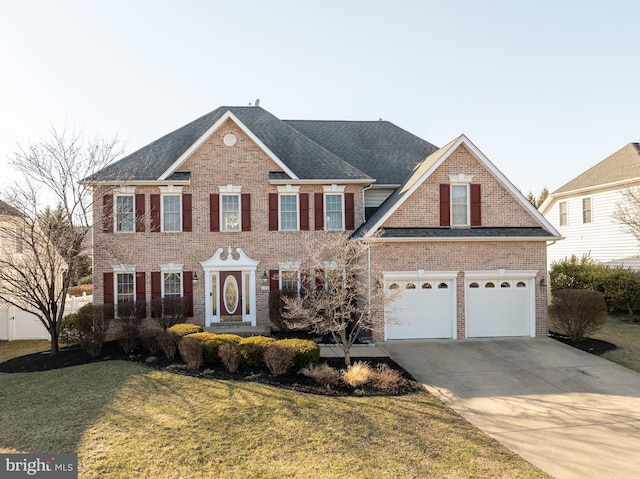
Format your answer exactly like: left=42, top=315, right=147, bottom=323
left=274, top=338, right=320, bottom=370
left=342, top=361, right=372, bottom=387
left=157, top=330, right=180, bottom=360
left=140, top=328, right=162, bottom=355
left=239, top=336, right=276, bottom=367
left=59, top=312, right=80, bottom=344
left=264, top=343, right=296, bottom=375
left=168, top=323, right=203, bottom=338
left=219, top=341, right=242, bottom=372
left=300, top=363, right=340, bottom=388
left=187, top=332, right=243, bottom=363
left=75, top=303, right=111, bottom=358
left=179, top=337, right=203, bottom=370
left=151, top=297, right=187, bottom=330
left=549, top=289, right=608, bottom=342
left=370, top=363, right=405, bottom=391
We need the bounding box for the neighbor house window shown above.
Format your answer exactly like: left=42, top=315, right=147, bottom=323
left=451, top=185, right=468, bottom=226
left=116, top=273, right=135, bottom=304
left=115, top=195, right=134, bottom=232
left=162, top=195, right=181, bottom=232
left=582, top=198, right=592, bottom=224
left=279, top=194, right=299, bottom=231
left=559, top=201, right=567, bottom=226
left=221, top=194, right=240, bottom=232
left=325, top=194, right=344, bottom=230
left=163, top=272, right=182, bottom=298
left=14, top=225, right=23, bottom=254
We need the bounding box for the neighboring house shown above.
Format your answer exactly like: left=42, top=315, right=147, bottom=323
left=88, top=106, right=559, bottom=341
left=540, top=143, right=640, bottom=269
left=0, top=200, right=50, bottom=340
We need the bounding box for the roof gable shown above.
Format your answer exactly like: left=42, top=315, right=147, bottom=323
left=0, top=200, right=22, bottom=217
left=357, top=135, right=560, bottom=239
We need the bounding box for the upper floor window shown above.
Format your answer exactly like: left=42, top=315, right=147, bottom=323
left=221, top=194, right=240, bottom=232
left=451, top=184, right=468, bottom=226
left=279, top=194, right=299, bottom=231
left=325, top=194, right=344, bottom=230
left=162, top=195, right=181, bottom=232
left=115, top=195, right=134, bottom=232
left=559, top=201, right=567, bottom=226
left=582, top=198, right=592, bottom=224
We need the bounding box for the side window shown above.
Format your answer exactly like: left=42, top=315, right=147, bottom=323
left=115, top=195, right=134, bottom=232
left=451, top=185, right=468, bottom=226
left=325, top=194, right=344, bottom=230
left=279, top=194, right=299, bottom=231
left=221, top=194, right=241, bottom=232
left=559, top=201, right=567, bottom=226
left=162, top=195, right=181, bottom=232
left=116, top=273, right=134, bottom=304
left=582, top=198, right=592, bottom=224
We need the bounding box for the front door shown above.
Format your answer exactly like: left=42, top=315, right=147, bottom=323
left=220, top=271, right=243, bottom=321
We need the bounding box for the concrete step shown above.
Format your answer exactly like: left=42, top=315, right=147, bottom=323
left=204, top=324, right=270, bottom=337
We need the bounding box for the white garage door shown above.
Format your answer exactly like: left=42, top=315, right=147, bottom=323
left=466, top=278, right=532, bottom=337
left=386, top=279, right=455, bottom=339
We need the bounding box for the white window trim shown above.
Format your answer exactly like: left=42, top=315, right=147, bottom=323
left=160, top=194, right=182, bottom=232
left=220, top=193, right=242, bottom=232
left=161, top=271, right=183, bottom=298
left=278, top=190, right=300, bottom=231
left=112, top=265, right=136, bottom=312
left=582, top=196, right=593, bottom=224
left=450, top=183, right=470, bottom=227
left=218, top=184, right=242, bottom=193
left=323, top=192, right=345, bottom=231
left=114, top=194, right=135, bottom=233
left=448, top=174, right=473, bottom=183
left=278, top=261, right=301, bottom=297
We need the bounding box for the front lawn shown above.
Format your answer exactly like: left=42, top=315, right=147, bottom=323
left=593, top=315, right=640, bottom=373
left=0, top=340, right=49, bottom=362
left=0, top=361, right=550, bottom=479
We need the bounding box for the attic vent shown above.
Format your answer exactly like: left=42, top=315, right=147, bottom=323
left=223, top=134, right=237, bottom=146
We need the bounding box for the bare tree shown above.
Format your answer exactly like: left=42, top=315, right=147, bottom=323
left=0, top=129, right=121, bottom=354
left=281, top=231, right=398, bottom=366
left=613, top=187, right=640, bottom=241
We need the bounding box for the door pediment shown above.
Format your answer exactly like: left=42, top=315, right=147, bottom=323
left=200, top=247, right=259, bottom=271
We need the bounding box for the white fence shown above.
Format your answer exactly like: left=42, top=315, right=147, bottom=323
left=64, top=293, right=93, bottom=316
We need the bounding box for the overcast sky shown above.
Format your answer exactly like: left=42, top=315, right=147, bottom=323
left=1, top=0, right=639, bottom=198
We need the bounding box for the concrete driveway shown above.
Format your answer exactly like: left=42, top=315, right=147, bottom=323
left=379, top=338, right=640, bottom=479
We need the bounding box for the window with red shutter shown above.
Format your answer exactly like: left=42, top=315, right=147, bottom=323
left=150, top=194, right=161, bottom=232
left=345, top=192, right=355, bottom=230
left=269, top=193, right=278, bottom=231
left=241, top=194, right=251, bottom=231
left=470, top=184, right=481, bottom=226
left=210, top=194, right=220, bottom=232
left=182, top=194, right=192, bottom=232
left=103, top=195, right=114, bottom=233
left=439, top=184, right=450, bottom=227
left=300, top=193, right=309, bottom=230
left=314, top=193, right=324, bottom=230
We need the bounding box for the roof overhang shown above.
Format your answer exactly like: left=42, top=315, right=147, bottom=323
left=269, top=178, right=375, bottom=185
left=364, top=236, right=562, bottom=243
left=82, top=179, right=192, bottom=189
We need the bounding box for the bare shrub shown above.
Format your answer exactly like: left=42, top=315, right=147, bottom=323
left=140, top=328, right=162, bottom=355
left=300, top=363, right=341, bottom=388
left=157, top=330, right=180, bottom=360
left=342, top=361, right=372, bottom=387
left=151, top=297, right=187, bottom=330
left=549, top=289, right=608, bottom=342
left=115, top=301, right=146, bottom=354
left=179, top=337, right=203, bottom=370
left=218, top=341, right=242, bottom=373
left=263, top=343, right=296, bottom=376
left=75, top=303, right=112, bottom=358
left=370, top=363, right=405, bottom=391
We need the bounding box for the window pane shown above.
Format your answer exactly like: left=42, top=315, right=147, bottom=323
left=582, top=198, right=592, bottom=224
left=281, top=270, right=298, bottom=291
left=280, top=195, right=298, bottom=230
left=163, top=195, right=181, bottom=232
left=325, top=194, right=343, bottom=230
left=559, top=202, right=567, bottom=226
left=222, top=195, right=240, bottom=231
left=117, top=273, right=134, bottom=304
left=164, top=272, right=181, bottom=297
left=116, top=196, right=134, bottom=232
left=451, top=185, right=468, bottom=226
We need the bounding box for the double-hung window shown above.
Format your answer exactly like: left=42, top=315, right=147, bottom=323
left=279, top=194, right=299, bottom=231
left=325, top=194, right=344, bottom=230
left=221, top=195, right=240, bottom=232
left=116, top=272, right=135, bottom=304
left=279, top=263, right=301, bottom=300
left=582, top=198, right=592, bottom=224
left=559, top=201, right=567, bottom=226
left=451, top=184, right=469, bottom=226
left=162, top=195, right=181, bottom=232
left=163, top=272, right=182, bottom=298
left=115, top=195, right=134, bottom=232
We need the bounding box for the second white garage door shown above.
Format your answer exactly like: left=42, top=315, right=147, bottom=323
left=465, top=278, right=532, bottom=337
left=385, top=279, right=455, bottom=339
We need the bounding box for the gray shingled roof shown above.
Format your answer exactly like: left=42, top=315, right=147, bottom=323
left=90, top=107, right=372, bottom=182
left=553, top=143, right=640, bottom=194
left=378, top=227, right=555, bottom=239
left=0, top=199, right=22, bottom=217
left=284, top=120, right=438, bottom=185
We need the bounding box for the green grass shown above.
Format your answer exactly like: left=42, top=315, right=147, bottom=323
left=0, top=359, right=550, bottom=479
left=0, top=340, right=50, bottom=362
left=593, top=315, right=640, bottom=373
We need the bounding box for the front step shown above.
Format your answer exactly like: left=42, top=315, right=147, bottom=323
left=204, top=324, right=271, bottom=337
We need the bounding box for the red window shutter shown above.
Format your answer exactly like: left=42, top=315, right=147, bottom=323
left=150, top=194, right=161, bottom=232
left=315, top=269, right=325, bottom=291
left=104, top=272, right=114, bottom=305
left=470, top=184, right=481, bottom=227
left=151, top=272, right=162, bottom=300
left=345, top=192, right=355, bottom=230
left=301, top=269, right=311, bottom=291
left=269, top=269, right=279, bottom=291
left=300, top=193, right=309, bottom=230
left=136, top=272, right=146, bottom=318
left=182, top=193, right=192, bottom=232
left=135, top=194, right=145, bottom=232
left=439, top=184, right=451, bottom=227
left=241, top=193, right=251, bottom=232
left=314, top=192, right=324, bottom=230
left=210, top=194, right=220, bottom=232
left=102, top=195, right=113, bottom=233
left=269, top=193, right=278, bottom=231
left=183, top=271, right=194, bottom=317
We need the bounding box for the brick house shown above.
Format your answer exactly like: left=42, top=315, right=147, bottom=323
left=88, top=106, right=559, bottom=341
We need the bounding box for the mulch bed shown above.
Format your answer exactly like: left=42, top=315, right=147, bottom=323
left=0, top=340, right=424, bottom=397
left=548, top=331, right=617, bottom=356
